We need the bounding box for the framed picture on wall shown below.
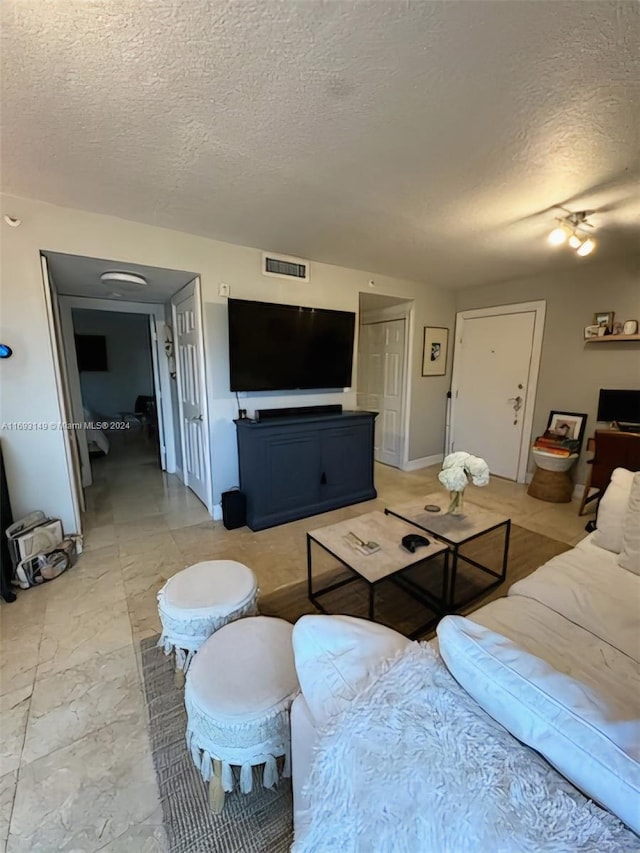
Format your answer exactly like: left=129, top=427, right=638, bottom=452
left=422, top=327, right=449, bottom=376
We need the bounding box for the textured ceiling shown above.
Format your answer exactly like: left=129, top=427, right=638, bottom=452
left=45, top=252, right=195, bottom=303
left=3, top=1, right=639, bottom=289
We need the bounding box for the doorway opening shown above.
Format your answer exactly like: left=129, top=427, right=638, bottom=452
left=41, top=251, right=212, bottom=537
left=357, top=293, right=414, bottom=469
left=70, top=308, right=162, bottom=500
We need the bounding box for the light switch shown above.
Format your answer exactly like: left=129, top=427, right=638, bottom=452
left=219, top=282, right=230, bottom=297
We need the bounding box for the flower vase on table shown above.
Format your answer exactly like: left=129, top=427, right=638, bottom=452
left=448, top=489, right=465, bottom=515
left=438, top=452, right=490, bottom=515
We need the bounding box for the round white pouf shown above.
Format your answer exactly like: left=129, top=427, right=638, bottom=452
left=157, top=560, right=258, bottom=672
left=185, top=616, right=299, bottom=807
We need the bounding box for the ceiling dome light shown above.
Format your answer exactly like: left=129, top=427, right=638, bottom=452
left=548, top=226, right=567, bottom=246
left=577, top=238, right=596, bottom=257
left=99, top=271, right=147, bottom=286
left=568, top=233, right=583, bottom=249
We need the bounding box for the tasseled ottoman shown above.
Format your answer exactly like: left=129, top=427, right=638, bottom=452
left=184, top=616, right=299, bottom=812
left=157, top=560, right=258, bottom=673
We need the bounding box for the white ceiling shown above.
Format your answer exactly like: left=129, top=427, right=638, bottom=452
left=3, top=1, right=639, bottom=289
left=45, top=252, right=195, bottom=303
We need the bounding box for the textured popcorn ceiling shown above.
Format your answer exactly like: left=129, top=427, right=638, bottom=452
left=2, top=1, right=639, bottom=288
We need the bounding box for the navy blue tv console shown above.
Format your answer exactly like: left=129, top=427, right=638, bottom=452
left=235, top=410, right=378, bottom=531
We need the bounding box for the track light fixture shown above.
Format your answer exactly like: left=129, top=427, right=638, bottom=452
left=548, top=226, right=566, bottom=246
left=547, top=211, right=597, bottom=257
left=577, top=238, right=595, bottom=257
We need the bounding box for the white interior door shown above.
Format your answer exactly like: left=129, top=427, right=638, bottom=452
left=451, top=310, right=539, bottom=480
left=171, top=279, right=211, bottom=509
left=148, top=316, right=167, bottom=470
left=359, top=319, right=406, bottom=467
left=57, top=300, right=92, bottom=488
left=40, top=257, right=85, bottom=526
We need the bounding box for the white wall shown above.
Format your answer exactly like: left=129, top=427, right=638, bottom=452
left=0, top=193, right=455, bottom=530
left=455, top=256, right=640, bottom=484
left=72, top=309, right=153, bottom=417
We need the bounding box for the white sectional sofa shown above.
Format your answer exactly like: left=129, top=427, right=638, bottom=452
left=290, top=468, right=640, bottom=850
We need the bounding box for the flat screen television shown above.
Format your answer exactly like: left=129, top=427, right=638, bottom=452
left=597, top=389, right=640, bottom=425
left=228, top=298, right=356, bottom=392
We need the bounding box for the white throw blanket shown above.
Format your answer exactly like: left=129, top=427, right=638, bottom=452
left=294, top=642, right=637, bottom=852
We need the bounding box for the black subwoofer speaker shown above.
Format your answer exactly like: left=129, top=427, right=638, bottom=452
left=221, top=489, right=247, bottom=530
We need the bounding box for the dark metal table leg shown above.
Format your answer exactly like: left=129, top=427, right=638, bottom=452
left=368, top=584, right=375, bottom=621
left=442, top=549, right=449, bottom=613
left=307, top=534, right=313, bottom=600
left=448, top=546, right=459, bottom=610
left=501, top=520, right=511, bottom=582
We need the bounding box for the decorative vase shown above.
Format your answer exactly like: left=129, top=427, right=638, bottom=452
left=447, top=489, right=465, bottom=515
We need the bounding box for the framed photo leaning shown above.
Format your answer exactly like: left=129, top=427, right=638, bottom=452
left=422, top=327, right=449, bottom=376
left=545, top=410, right=588, bottom=450
left=592, top=311, right=614, bottom=332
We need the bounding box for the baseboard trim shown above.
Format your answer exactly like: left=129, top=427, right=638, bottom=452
left=401, top=453, right=443, bottom=472
left=212, top=503, right=222, bottom=521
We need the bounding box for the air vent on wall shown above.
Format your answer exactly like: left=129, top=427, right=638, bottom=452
left=261, top=252, right=309, bottom=282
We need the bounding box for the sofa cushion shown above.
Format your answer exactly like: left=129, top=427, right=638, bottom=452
left=508, top=536, right=640, bottom=662
left=593, top=467, right=635, bottom=554
left=292, top=614, right=410, bottom=728
left=619, top=472, right=640, bottom=575
left=437, top=615, right=640, bottom=834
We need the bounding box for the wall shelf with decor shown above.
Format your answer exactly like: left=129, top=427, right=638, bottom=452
left=585, top=334, right=640, bottom=343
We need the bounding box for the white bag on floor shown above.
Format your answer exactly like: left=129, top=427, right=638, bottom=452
left=14, top=539, right=77, bottom=589
left=6, top=511, right=64, bottom=569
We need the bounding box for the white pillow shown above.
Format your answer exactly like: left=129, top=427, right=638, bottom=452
left=619, top=472, right=640, bottom=575
left=593, top=467, right=635, bottom=554
left=292, top=615, right=410, bottom=728
left=437, top=615, right=640, bottom=833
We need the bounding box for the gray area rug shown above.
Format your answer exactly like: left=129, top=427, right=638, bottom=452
left=140, top=636, right=294, bottom=853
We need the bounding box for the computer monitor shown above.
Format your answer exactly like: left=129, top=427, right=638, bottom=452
left=597, top=389, right=640, bottom=430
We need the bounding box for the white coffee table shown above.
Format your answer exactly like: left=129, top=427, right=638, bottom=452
left=385, top=493, right=511, bottom=610
left=306, top=510, right=449, bottom=637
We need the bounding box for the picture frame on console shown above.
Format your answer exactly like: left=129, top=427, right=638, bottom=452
left=422, top=327, right=449, bottom=376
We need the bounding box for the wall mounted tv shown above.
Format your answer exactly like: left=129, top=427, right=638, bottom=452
left=228, top=298, right=356, bottom=392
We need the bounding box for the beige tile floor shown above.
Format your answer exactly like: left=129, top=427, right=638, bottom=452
left=0, top=434, right=593, bottom=852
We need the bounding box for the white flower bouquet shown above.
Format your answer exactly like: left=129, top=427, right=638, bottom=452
left=438, top=451, right=490, bottom=514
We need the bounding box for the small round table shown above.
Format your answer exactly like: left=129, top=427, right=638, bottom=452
left=527, top=452, right=578, bottom=503
left=157, top=560, right=258, bottom=672
left=184, top=616, right=299, bottom=812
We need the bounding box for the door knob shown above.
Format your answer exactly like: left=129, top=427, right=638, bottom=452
left=507, top=396, right=523, bottom=411
left=507, top=395, right=523, bottom=426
